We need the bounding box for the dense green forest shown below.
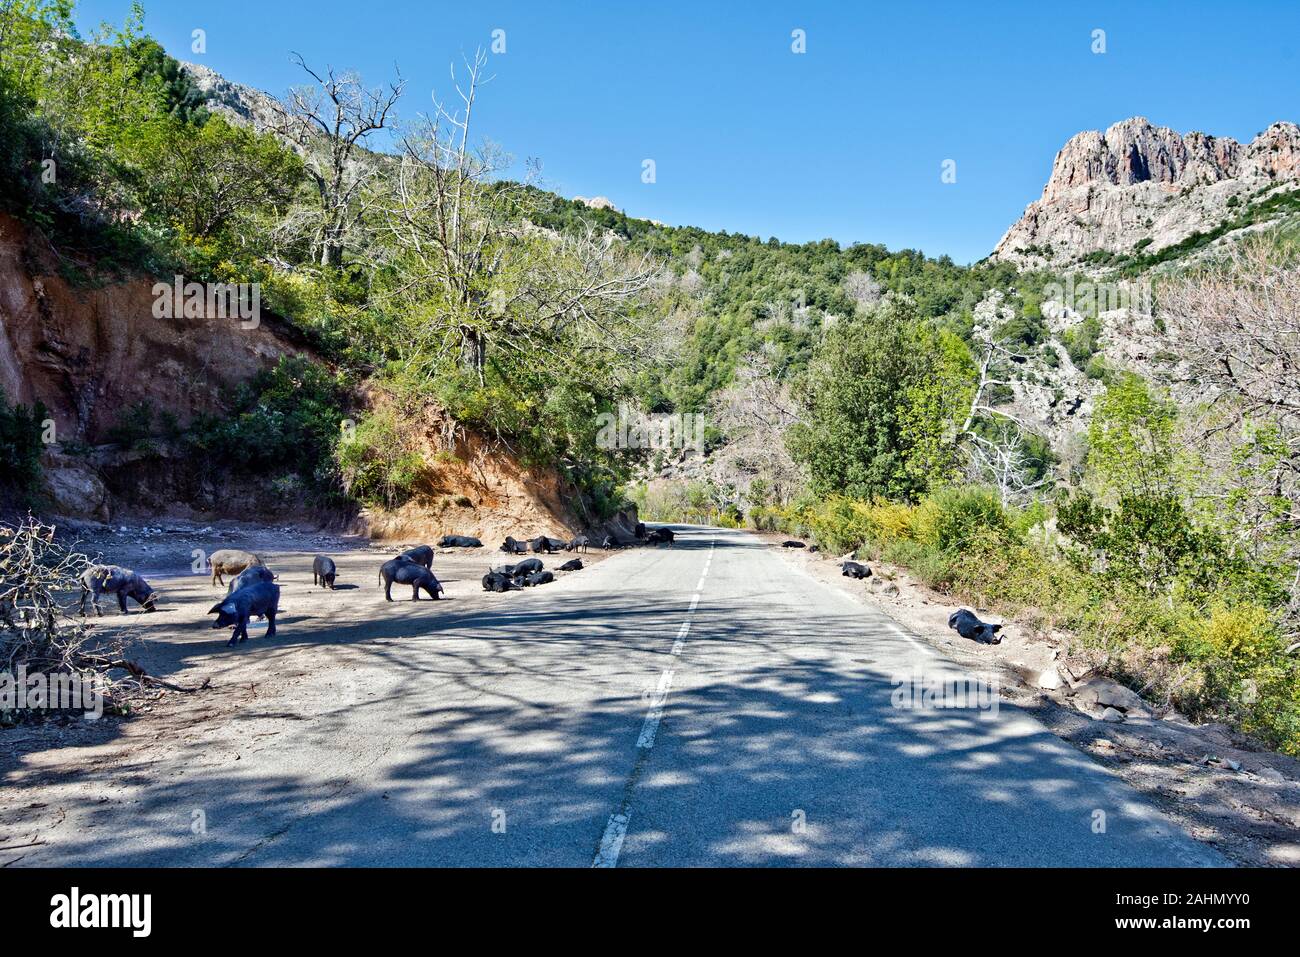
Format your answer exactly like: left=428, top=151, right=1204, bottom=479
left=2, top=1, right=1298, bottom=752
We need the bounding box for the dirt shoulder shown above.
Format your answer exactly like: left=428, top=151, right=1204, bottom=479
left=0, top=518, right=614, bottom=866
left=760, top=533, right=1300, bottom=868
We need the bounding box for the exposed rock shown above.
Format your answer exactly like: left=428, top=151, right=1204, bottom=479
left=1036, top=667, right=1063, bottom=691
left=42, top=466, right=110, bottom=522
left=1073, top=676, right=1152, bottom=715
left=181, top=61, right=285, bottom=134
left=0, top=214, right=304, bottom=446
left=993, top=117, right=1300, bottom=265
left=573, top=195, right=620, bottom=212
left=1100, top=707, right=1126, bottom=723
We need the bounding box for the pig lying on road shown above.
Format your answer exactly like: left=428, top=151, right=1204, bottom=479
left=482, top=569, right=519, bottom=593
left=80, top=565, right=158, bottom=616
left=438, top=535, right=482, bottom=548
left=209, top=581, right=280, bottom=647
left=312, top=556, right=337, bottom=589
left=380, top=557, right=444, bottom=601
left=522, top=571, right=555, bottom=587
left=948, top=608, right=1004, bottom=645
left=207, top=549, right=263, bottom=588
left=841, top=561, right=872, bottom=580
left=558, top=559, right=583, bottom=572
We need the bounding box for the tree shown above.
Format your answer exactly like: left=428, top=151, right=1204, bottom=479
left=787, top=297, right=968, bottom=500
left=267, top=54, right=405, bottom=267
left=1161, top=236, right=1300, bottom=611
left=371, top=49, right=661, bottom=389
left=133, top=114, right=303, bottom=241
left=707, top=352, right=804, bottom=505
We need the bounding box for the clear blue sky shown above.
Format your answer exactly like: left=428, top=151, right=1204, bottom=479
left=75, top=0, right=1300, bottom=263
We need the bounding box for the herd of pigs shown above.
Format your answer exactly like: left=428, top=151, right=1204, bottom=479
left=75, top=524, right=678, bottom=648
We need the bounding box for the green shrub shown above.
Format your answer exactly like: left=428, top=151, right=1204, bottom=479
left=0, top=390, right=47, bottom=499
left=912, top=485, right=1012, bottom=552
left=335, top=409, right=425, bottom=509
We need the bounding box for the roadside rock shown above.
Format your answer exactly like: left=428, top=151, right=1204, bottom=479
left=1100, top=707, right=1126, bottom=723
left=1073, top=676, right=1152, bottom=716
left=1036, top=667, right=1064, bottom=691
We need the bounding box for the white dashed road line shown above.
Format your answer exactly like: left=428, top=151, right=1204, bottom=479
left=592, top=535, right=716, bottom=867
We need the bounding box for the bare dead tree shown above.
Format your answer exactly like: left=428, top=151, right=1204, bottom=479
left=842, top=271, right=882, bottom=312
left=707, top=353, right=805, bottom=505
left=1161, top=237, right=1300, bottom=610
left=964, top=421, right=1049, bottom=505
left=370, top=48, right=661, bottom=387
left=267, top=54, right=406, bottom=267
left=959, top=338, right=1035, bottom=437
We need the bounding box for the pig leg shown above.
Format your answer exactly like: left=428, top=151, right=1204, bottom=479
left=79, top=584, right=89, bottom=616
left=384, top=576, right=394, bottom=602
left=117, top=590, right=129, bottom=615
left=411, top=583, right=420, bottom=601
left=265, top=609, right=277, bottom=639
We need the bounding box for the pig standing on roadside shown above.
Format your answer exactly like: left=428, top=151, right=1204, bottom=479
left=312, top=556, right=337, bottom=589
left=398, top=545, right=434, bottom=569
left=226, top=564, right=276, bottom=595
left=209, top=581, right=280, bottom=647
left=79, top=565, right=158, bottom=616
left=207, top=549, right=264, bottom=588
left=380, top=557, right=444, bottom=601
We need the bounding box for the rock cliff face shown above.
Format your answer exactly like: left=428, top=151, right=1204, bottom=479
left=0, top=213, right=308, bottom=519
left=993, top=118, right=1300, bottom=264
left=0, top=214, right=303, bottom=444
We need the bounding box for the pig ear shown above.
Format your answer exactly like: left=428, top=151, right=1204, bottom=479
left=207, top=602, right=224, bottom=614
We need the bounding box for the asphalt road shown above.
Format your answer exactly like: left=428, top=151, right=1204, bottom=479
left=10, top=525, right=1223, bottom=867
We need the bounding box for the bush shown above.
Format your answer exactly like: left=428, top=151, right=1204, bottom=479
left=185, top=356, right=349, bottom=498
left=335, top=409, right=425, bottom=509
left=0, top=390, right=47, bottom=500
left=912, top=485, right=1012, bottom=552
left=106, top=401, right=155, bottom=448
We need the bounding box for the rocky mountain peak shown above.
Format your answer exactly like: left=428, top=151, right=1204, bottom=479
left=994, top=117, right=1300, bottom=265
